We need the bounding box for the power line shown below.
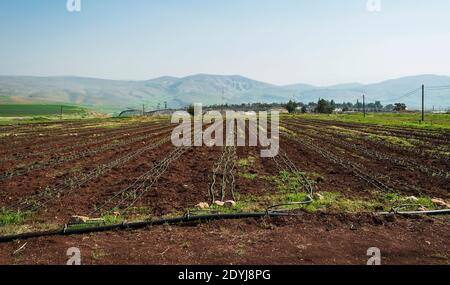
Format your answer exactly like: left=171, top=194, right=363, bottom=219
left=365, top=87, right=421, bottom=103
left=426, top=84, right=450, bottom=89
left=426, top=86, right=450, bottom=91
left=317, top=87, right=421, bottom=104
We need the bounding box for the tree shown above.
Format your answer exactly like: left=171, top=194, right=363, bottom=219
left=317, top=99, right=335, bottom=114
left=394, top=103, right=407, bottom=112
left=308, top=102, right=318, bottom=110
left=385, top=104, right=395, bottom=112
left=342, top=102, right=353, bottom=112
left=374, top=101, right=383, bottom=112
left=286, top=100, right=298, bottom=113
left=301, top=106, right=307, bottom=113
left=355, top=99, right=363, bottom=110
left=330, top=100, right=336, bottom=110
left=187, top=104, right=195, bottom=116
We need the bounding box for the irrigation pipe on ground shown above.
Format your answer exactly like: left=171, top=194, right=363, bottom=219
left=376, top=209, right=450, bottom=216
left=0, top=209, right=449, bottom=243
left=0, top=212, right=286, bottom=243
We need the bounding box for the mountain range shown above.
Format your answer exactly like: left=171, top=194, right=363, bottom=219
left=0, top=74, right=449, bottom=111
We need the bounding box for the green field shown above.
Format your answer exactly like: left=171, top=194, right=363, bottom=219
left=286, top=113, right=450, bottom=130
left=0, top=104, right=88, bottom=117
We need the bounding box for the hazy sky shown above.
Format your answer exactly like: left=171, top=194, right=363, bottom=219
left=1, top=0, right=450, bottom=86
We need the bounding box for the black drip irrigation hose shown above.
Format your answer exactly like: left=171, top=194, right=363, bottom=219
left=1, top=208, right=449, bottom=243
left=0, top=212, right=287, bottom=243
left=376, top=209, right=450, bottom=216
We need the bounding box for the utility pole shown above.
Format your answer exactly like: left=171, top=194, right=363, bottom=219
left=363, top=95, right=366, bottom=118
left=164, top=101, right=167, bottom=110
left=422, top=84, right=425, bottom=122
left=218, top=87, right=225, bottom=114
left=60, top=105, right=63, bottom=120
left=142, top=104, right=145, bottom=116
left=221, top=87, right=225, bottom=113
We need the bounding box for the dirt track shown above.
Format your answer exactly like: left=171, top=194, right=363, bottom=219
left=0, top=117, right=448, bottom=264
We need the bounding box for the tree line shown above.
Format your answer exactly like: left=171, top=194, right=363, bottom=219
left=285, top=100, right=407, bottom=114
left=191, top=100, right=408, bottom=115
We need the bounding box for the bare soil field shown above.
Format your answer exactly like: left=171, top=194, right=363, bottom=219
left=0, top=116, right=448, bottom=265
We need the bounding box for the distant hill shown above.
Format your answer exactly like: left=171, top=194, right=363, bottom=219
left=0, top=74, right=449, bottom=111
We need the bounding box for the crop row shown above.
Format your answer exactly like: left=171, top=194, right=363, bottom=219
left=90, top=146, right=189, bottom=217
left=209, top=146, right=237, bottom=203
left=285, top=120, right=450, bottom=179
left=8, top=135, right=173, bottom=214
left=0, top=123, right=172, bottom=163
left=0, top=120, right=169, bottom=158
left=0, top=126, right=174, bottom=181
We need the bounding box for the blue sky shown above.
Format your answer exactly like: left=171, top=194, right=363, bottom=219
left=1, top=0, right=450, bottom=85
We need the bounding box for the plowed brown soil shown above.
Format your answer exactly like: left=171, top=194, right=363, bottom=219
left=0, top=117, right=448, bottom=265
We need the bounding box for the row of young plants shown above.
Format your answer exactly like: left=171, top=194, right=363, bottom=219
left=0, top=125, right=174, bottom=181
